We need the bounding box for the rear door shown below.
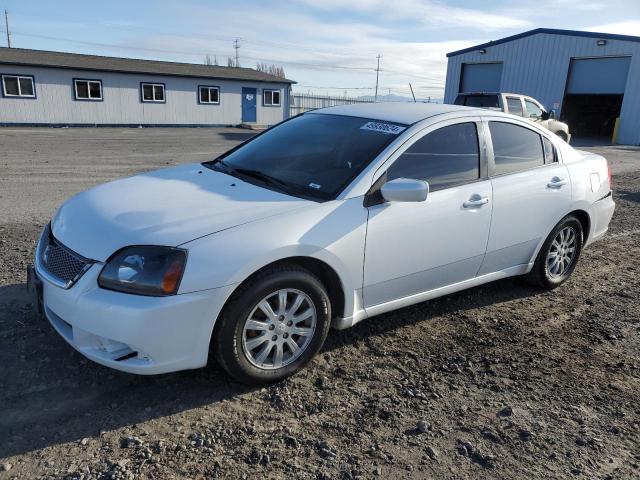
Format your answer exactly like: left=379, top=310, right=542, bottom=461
left=479, top=119, right=571, bottom=274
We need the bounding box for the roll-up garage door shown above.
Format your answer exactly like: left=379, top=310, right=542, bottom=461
left=566, top=57, right=630, bottom=94
left=460, top=63, right=503, bottom=92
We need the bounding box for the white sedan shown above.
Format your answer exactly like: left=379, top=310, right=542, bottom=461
left=29, top=103, right=615, bottom=384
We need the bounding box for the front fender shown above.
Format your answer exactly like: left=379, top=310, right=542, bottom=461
left=177, top=196, right=369, bottom=319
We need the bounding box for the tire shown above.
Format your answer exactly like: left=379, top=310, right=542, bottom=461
left=213, top=264, right=331, bottom=385
left=526, top=215, right=583, bottom=289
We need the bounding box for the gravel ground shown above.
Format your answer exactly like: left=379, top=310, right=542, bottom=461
left=0, top=128, right=639, bottom=479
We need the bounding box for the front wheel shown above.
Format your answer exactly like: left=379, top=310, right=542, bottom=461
left=526, top=215, right=583, bottom=289
left=213, top=264, right=331, bottom=384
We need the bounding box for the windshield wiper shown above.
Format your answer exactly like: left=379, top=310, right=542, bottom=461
left=232, top=168, right=292, bottom=191
left=205, top=161, right=317, bottom=199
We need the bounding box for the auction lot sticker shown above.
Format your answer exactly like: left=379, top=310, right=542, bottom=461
left=360, top=121, right=406, bottom=135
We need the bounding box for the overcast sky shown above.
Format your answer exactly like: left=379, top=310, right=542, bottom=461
left=2, top=0, right=639, bottom=100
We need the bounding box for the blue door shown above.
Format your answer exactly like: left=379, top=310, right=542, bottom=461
left=241, top=88, right=257, bottom=123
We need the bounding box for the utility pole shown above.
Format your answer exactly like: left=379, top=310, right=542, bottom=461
left=233, top=38, right=241, bottom=67
left=4, top=9, right=11, bottom=48
left=409, top=83, right=416, bottom=102
left=374, top=54, right=382, bottom=102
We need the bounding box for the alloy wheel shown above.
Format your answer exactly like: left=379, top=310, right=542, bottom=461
left=241, top=288, right=317, bottom=370
left=546, top=226, right=577, bottom=277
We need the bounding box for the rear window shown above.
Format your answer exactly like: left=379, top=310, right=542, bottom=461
left=455, top=94, right=499, bottom=109
left=489, top=121, right=545, bottom=175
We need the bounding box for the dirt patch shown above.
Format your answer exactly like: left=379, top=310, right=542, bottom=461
left=0, top=129, right=638, bottom=479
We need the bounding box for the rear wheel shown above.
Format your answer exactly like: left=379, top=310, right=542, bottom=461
left=214, top=264, right=331, bottom=384
left=526, top=215, right=583, bottom=289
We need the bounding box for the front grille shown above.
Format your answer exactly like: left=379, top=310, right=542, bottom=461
left=38, top=225, right=93, bottom=288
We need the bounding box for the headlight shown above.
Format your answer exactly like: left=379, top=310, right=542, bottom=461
left=98, top=246, right=187, bottom=296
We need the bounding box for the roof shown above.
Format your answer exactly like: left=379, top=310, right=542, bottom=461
left=447, top=28, right=640, bottom=58
left=0, top=47, right=295, bottom=84
left=311, top=102, right=481, bottom=125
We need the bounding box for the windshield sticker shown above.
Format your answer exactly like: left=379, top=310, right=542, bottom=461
left=360, top=121, right=406, bottom=135
left=308, top=183, right=321, bottom=189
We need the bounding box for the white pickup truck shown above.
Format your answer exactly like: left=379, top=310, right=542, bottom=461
left=454, top=92, right=571, bottom=143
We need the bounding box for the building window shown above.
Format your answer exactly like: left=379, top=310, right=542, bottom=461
left=263, top=89, right=281, bottom=106
left=198, top=85, right=220, bottom=104
left=74, top=79, right=102, bottom=101
left=141, top=83, right=165, bottom=103
left=1, top=74, right=36, bottom=98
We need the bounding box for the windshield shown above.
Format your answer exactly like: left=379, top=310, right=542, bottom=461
left=203, top=113, right=407, bottom=201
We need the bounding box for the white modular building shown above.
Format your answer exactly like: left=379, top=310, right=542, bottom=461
left=0, top=48, right=295, bottom=127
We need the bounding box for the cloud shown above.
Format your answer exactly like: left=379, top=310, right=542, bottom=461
left=295, top=0, right=531, bottom=31
left=586, top=20, right=640, bottom=36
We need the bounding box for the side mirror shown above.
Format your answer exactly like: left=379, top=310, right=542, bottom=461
left=541, top=111, right=550, bottom=120
left=381, top=178, right=429, bottom=203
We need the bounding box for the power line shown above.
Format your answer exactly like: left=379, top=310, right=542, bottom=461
left=8, top=30, right=448, bottom=86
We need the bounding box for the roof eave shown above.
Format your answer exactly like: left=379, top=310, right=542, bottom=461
left=0, top=59, right=296, bottom=84
left=446, top=27, right=640, bottom=58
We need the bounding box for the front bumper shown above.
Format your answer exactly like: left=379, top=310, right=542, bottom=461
left=33, top=262, right=235, bottom=375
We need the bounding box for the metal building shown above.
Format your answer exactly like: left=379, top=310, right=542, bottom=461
left=0, top=48, right=295, bottom=127
left=444, top=28, right=640, bottom=144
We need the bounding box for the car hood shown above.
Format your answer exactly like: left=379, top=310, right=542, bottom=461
left=52, top=163, right=312, bottom=261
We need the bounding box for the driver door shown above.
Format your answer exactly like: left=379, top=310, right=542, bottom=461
left=362, top=119, right=493, bottom=309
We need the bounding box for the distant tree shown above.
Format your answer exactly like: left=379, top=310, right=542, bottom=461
left=256, top=62, right=286, bottom=78
left=204, top=54, right=219, bottom=66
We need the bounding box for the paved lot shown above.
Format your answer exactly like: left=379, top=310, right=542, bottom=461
left=0, top=128, right=638, bottom=479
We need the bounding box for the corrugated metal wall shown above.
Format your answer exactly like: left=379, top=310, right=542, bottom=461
left=0, top=65, right=290, bottom=126
left=444, top=32, right=640, bottom=144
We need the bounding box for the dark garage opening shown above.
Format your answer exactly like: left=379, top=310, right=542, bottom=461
left=561, top=56, right=630, bottom=141
left=562, top=94, right=623, bottom=138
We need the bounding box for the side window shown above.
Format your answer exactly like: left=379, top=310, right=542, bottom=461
left=387, top=122, right=480, bottom=191
left=506, top=97, right=524, bottom=116
left=542, top=136, right=556, bottom=164
left=525, top=99, right=543, bottom=119
left=489, top=122, right=545, bottom=175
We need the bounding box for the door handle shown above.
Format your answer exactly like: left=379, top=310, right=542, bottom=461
left=547, top=176, right=568, bottom=189
left=463, top=195, right=489, bottom=209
